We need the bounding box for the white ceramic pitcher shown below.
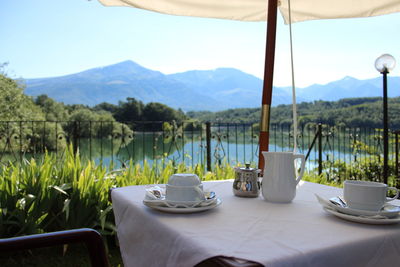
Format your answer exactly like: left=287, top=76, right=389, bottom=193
left=261, top=152, right=305, bottom=203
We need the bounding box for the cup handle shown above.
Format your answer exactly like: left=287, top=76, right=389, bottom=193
left=294, top=154, right=306, bottom=185
left=386, top=187, right=399, bottom=202
left=194, top=185, right=206, bottom=200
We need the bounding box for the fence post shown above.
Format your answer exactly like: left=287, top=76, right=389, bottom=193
left=395, top=131, right=399, bottom=183
left=73, top=121, right=79, bottom=154
left=318, top=123, right=323, bottom=175
left=206, top=122, right=211, bottom=172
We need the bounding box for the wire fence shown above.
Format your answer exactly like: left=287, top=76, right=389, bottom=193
left=0, top=121, right=399, bottom=183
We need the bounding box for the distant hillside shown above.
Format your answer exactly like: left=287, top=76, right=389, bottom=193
left=25, top=60, right=289, bottom=111
left=23, top=60, right=400, bottom=111
left=295, top=76, right=400, bottom=101
left=24, top=61, right=221, bottom=111
left=187, top=97, right=400, bottom=129
left=168, top=68, right=297, bottom=109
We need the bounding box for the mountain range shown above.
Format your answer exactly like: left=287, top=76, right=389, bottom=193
left=23, top=60, right=400, bottom=111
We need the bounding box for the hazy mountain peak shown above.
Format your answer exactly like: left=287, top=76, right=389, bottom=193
left=106, top=60, right=141, bottom=69
left=323, top=75, right=360, bottom=90
left=340, top=76, right=361, bottom=87
left=84, top=60, right=161, bottom=78
left=341, top=76, right=357, bottom=81
left=213, top=67, right=243, bottom=74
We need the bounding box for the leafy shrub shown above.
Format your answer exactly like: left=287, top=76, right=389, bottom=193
left=0, top=147, right=115, bottom=238
left=0, top=145, right=234, bottom=238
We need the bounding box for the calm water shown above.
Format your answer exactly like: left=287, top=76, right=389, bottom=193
left=2, top=128, right=393, bottom=173
left=73, top=132, right=369, bottom=171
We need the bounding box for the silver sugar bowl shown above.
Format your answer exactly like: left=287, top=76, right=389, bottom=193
left=233, top=163, right=261, bottom=197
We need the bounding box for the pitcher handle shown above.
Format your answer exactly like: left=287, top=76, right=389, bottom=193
left=293, top=154, right=306, bottom=185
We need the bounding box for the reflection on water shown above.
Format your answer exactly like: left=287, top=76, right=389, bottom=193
left=71, top=132, right=363, bottom=171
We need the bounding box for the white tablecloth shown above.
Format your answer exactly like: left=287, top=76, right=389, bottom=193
left=112, top=180, right=400, bottom=267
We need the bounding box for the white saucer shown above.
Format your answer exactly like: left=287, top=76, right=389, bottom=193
left=333, top=202, right=400, bottom=218
left=323, top=207, right=400, bottom=225
left=144, top=198, right=222, bottom=213
left=164, top=198, right=213, bottom=206
left=315, top=194, right=400, bottom=219
left=143, top=196, right=218, bottom=208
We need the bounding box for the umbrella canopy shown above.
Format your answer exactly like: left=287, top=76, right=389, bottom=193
left=98, top=0, right=400, bottom=171
left=99, top=0, right=400, bottom=23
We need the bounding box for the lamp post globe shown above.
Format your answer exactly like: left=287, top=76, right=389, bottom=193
left=375, top=54, right=395, bottom=184
left=375, top=54, right=396, bottom=73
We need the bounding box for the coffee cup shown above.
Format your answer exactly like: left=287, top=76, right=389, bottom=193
left=165, top=174, right=205, bottom=203
left=343, top=180, right=399, bottom=211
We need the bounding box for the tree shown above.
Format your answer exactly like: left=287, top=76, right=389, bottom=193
left=114, top=97, right=144, bottom=122
left=0, top=72, right=65, bottom=151
left=35, top=94, right=69, bottom=121
left=143, top=102, right=183, bottom=122
left=65, top=107, right=133, bottom=138
left=0, top=74, right=43, bottom=121
left=93, top=102, right=118, bottom=114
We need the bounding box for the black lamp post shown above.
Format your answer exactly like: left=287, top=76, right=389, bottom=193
left=375, top=54, right=396, bottom=184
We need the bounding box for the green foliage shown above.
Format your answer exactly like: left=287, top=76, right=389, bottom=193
left=93, top=102, right=119, bottom=114
left=188, top=107, right=260, bottom=124
left=93, top=97, right=189, bottom=131
left=34, top=95, right=69, bottom=121
left=113, top=97, right=144, bottom=122
left=65, top=109, right=133, bottom=139
left=0, top=145, right=234, bottom=238
left=0, top=74, right=66, bottom=152
left=302, top=173, right=342, bottom=188
left=33, top=96, right=134, bottom=140
left=143, top=102, right=186, bottom=122
left=103, top=97, right=188, bottom=125
left=304, top=138, right=399, bottom=188
left=0, top=74, right=42, bottom=121
left=0, top=147, right=116, bottom=237
left=0, top=75, right=43, bottom=122
left=318, top=156, right=398, bottom=186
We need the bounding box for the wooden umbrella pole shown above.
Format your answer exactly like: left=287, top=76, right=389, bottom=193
left=258, top=0, right=278, bottom=170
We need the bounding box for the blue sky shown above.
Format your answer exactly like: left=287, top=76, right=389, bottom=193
left=1, top=0, right=400, bottom=87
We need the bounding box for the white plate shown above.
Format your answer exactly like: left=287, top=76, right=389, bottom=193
left=315, top=194, right=400, bottom=219
left=333, top=202, right=400, bottom=218
left=323, top=207, right=400, bottom=225
left=144, top=198, right=222, bottom=213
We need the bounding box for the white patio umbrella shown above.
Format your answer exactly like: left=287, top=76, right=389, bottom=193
left=98, top=0, right=400, bottom=23
left=98, top=0, right=400, bottom=170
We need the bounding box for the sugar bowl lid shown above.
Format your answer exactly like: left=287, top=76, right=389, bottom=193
left=235, top=163, right=260, bottom=173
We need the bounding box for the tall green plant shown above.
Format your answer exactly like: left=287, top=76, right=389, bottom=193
left=0, top=145, right=237, bottom=238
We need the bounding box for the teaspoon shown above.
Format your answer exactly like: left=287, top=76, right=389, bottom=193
left=329, top=196, right=347, bottom=208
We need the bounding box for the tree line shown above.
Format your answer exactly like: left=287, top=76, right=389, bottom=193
left=187, top=97, right=400, bottom=130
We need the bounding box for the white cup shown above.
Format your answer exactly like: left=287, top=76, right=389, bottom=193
left=165, top=174, right=205, bottom=203
left=343, top=180, right=399, bottom=211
